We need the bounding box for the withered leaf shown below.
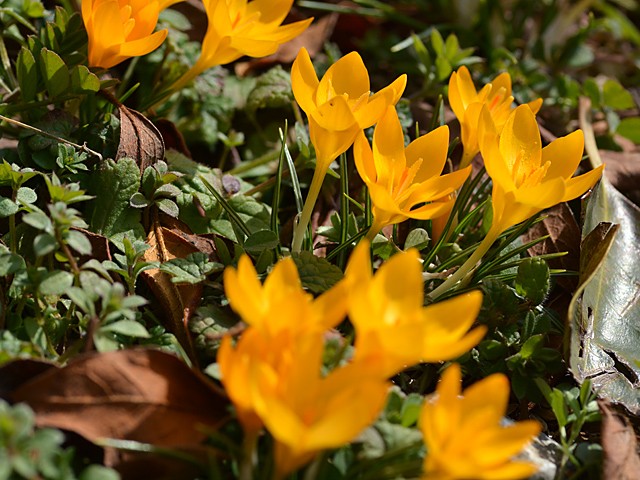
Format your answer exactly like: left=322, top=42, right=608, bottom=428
left=600, top=399, right=640, bottom=480
left=117, top=106, right=165, bottom=171
left=0, top=358, right=57, bottom=399
left=141, top=224, right=205, bottom=361
left=10, top=349, right=227, bottom=447
left=522, top=202, right=581, bottom=292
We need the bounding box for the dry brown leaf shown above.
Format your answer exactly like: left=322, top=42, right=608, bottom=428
left=522, top=202, right=581, bottom=293
left=600, top=399, right=640, bottom=479
left=141, top=224, right=202, bottom=361
left=599, top=150, right=640, bottom=206
left=0, top=358, right=57, bottom=399
left=117, top=106, right=165, bottom=171
left=71, top=227, right=112, bottom=262
left=10, top=349, right=227, bottom=447
left=155, top=119, right=192, bottom=158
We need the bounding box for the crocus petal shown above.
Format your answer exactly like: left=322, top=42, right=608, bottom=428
left=353, top=88, right=394, bottom=129
left=561, top=165, right=604, bottom=202
left=372, top=106, right=406, bottom=164
left=491, top=72, right=512, bottom=97
left=368, top=74, right=408, bottom=106
left=543, top=130, right=584, bottom=180
left=499, top=105, right=542, bottom=178
left=316, top=51, right=369, bottom=105
left=311, top=94, right=357, bottom=131
left=527, top=97, right=543, bottom=114
left=353, top=131, right=377, bottom=184
left=291, top=47, right=320, bottom=114
left=308, top=118, right=359, bottom=168
left=246, top=0, right=293, bottom=24
left=449, top=66, right=477, bottom=117
left=406, top=125, right=450, bottom=181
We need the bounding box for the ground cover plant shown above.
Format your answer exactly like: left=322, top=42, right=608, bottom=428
left=0, top=0, right=639, bottom=478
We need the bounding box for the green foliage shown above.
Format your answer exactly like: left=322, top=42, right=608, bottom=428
left=0, top=399, right=119, bottom=480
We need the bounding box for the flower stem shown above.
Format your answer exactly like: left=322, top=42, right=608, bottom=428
left=365, top=217, right=384, bottom=242
left=291, top=167, right=327, bottom=253
left=239, top=431, right=258, bottom=480
left=428, top=228, right=500, bottom=300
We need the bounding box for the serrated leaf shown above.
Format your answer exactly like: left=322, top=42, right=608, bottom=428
left=38, top=48, right=69, bottom=97
left=245, top=66, right=293, bottom=114
left=292, top=251, right=343, bottom=294
left=70, top=65, right=100, bottom=93
left=570, top=180, right=640, bottom=413
left=89, top=158, right=144, bottom=239
left=515, top=257, right=550, bottom=305
left=243, top=230, right=279, bottom=254
left=159, top=252, right=222, bottom=284
left=17, top=47, right=38, bottom=102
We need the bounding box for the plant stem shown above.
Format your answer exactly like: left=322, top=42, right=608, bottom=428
left=291, top=167, right=327, bottom=252
left=365, top=217, right=384, bottom=242
left=238, top=432, right=258, bottom=480
left=428, top=228, right=500, bottom=300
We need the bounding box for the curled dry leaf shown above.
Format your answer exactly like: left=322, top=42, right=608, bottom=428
left=600, top=399, right=640, bottom=480
left=117, top=105, right=165, bottom=171
left=522, top=202, right=581, bottom=293
left=9, top=349, right=227, bottom=447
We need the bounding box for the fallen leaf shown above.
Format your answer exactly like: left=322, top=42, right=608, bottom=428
left=71, top=227, right=112, bottom=262
left=600, top=399, right=640, bottom=479
left=0, top=358, right=57, bottom=399
left=522, top=203, right=581, bottom=293
left=117, top=106, right=165, bottom=171
left=599, top=149, right=640, bottom=206
left=155, top=119, right=192, bottom=158
left=141, top=223, right=203, bottom=361
left=10, top=349, right=227, bottom=447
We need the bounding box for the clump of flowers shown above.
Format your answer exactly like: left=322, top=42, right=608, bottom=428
left=353, top=105, right=471, bottom=241
left=420, top=364, right=541, bottom=479
left=290, top=47, right=407, bottom=252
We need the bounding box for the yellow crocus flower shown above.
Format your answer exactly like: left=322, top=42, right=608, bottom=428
left=429, top=104, right=603, bottom=299
left=290, top=47, right=407, bottom=252
left=344, top=241, right=486, bottom=378
left=223, top=254, right=348, bottom=336
left=420, top=364, right=540, bottom=479
left=253, top=336, right=390, bottom=478
left=171, top=0, right=312, bottom=91
left=82, top=0, right=178, bottom=69
left=354, top=106, right=472, bottom=240
left=449, top=66, right=542, bottom=168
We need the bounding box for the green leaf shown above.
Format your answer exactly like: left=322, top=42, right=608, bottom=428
left=570, top=180, right=640, bottom=413
left=0, top=197, right=18, bottom=217
left=129, top=192, right=149, bottom=208
left=38, top=48, right=69, bottom=98
left=159, top=252, right=223, bottom=284
left=33, top=233, right=58, bottom=257
left=404, top=228, right=430, bottom=251
left=0, top=252, right=26, bottom=276
left=292, top=251, right=343, bottom=294
left=79, top=465, right=120, bottom=480
left=16, top=47, right=38, bottom=102
left=156, top=198, right=179, bottom=218
left=245, top=66, right=293, bottom=115
left=65, top=230, right=92, bottom=256
left=243, top=230, right=279, bottom=254
left=69, top=65, right=100, bottom=93
left=616, top=117, right=640, bottom=144
left=89, top=158, right=144, bottom=239
left=16, top=187, right=37, bottom=205
left=38, top=270, right=73, bottom=295
left=515, top=257, right=550, bottom=305
left=100, top=320, right=150, bottom=338
left=602, top=79, right=634, bottom=110
left=23, top=212, right=52, bottom=232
